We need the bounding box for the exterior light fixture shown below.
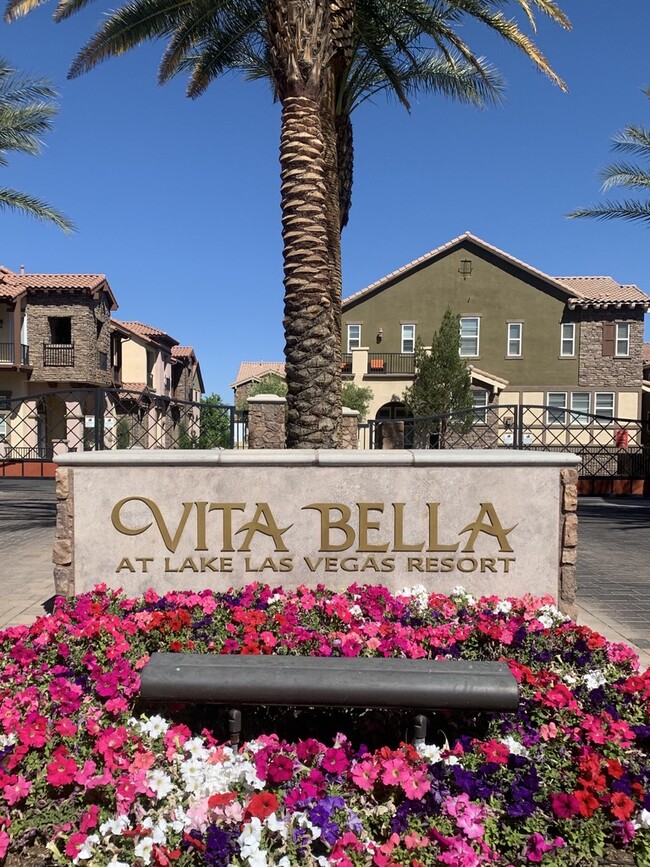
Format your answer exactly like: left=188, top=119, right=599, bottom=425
left=458, top=259, right=473, bottom=279
left=377, top=327, right=384, bottom=341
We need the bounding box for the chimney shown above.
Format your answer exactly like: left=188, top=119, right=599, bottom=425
left=19, top=264, right=25, bottom=275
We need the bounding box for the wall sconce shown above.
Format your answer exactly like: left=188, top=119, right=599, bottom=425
left=377, top=327, right=384, bottom=342
left=458, top=259, right=472, bottom=280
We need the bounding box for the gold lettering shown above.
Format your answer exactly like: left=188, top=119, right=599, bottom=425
left=208, top=503, right=246, bottom=551
left=440, top=557, right=455, bottom=572
left=457, top=556, right=478, bottom=573
left=236, top=503, right=292, bottom=552
left=304, top=556, right=323, bottom=572
left=340, top=557, right=359, bottom=572
left=303, top=504, right=355, bottom=552
left=325, top=557, right=339, bottom=572
left=460, top=503, right=516, bottom=553
left=407, top=556, right=423, bottom=572
left=357, top=503, right=388, bottom=552
left=392, top=503, right=424, bottom=551
left=179, top=557, right=199, bottom=572
left=497, top=556, right=515, bottom=573
left=164, top=557, right=178, bottom=572
left=199, top=556, right=219, bottom=572
left=481, top=557, right=497, bottom=573
left=195, top=502, right=209, bottom=550
left=115, top=557, right=135, bottom=573
left=135, top=556, right=154, bottom=573
left=111, top=497, right=193, bottom=553
left=427, top=503, right=459, bottom=552
left=381, top=556, right=395, bottom=573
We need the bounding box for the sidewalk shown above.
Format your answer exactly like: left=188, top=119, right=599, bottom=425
left=0, top=480, right=648, bottom=669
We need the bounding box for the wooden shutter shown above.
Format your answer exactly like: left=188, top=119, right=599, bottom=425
left=602, top=322, right=615, bottom=357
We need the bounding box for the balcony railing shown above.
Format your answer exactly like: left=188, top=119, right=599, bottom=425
left=366, top=353, right=415, bottom=375
left=43, top=343, right=75, bottom=367
left=0, top=343, right=30, bottom=365
left=341, top=354, right=352, bottom=374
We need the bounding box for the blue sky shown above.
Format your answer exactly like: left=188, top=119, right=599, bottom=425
left=2, top=0, right=650, bottom=401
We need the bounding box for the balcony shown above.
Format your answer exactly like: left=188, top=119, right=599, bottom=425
left=366, top=353, right=415, bottom=376
left=0, top=343, right=30, bottom=365
left=341, top=354, right=352, bottom=374
left=43, top=343, right=75, bottom=367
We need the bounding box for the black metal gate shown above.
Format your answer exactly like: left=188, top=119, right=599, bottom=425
left=0, top=388, right=247, bottom=476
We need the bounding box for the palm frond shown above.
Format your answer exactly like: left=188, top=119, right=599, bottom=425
left=610, top=125, right=650, bottom=158
left=568, top=200, right=650, bottom=226
left=0, top=187, right=75, bottom=232
left=600, top=162, right=650, bottom=192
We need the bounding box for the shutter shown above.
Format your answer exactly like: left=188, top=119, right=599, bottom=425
left=602, top=323, right=615, bottom=357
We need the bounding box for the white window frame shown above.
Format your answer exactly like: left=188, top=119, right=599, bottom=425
left=570, top=392, right=591, bottom=426
left=507, top=322, right=522, bottom=357
left=471, top=389, right=489, bottom=424
left=401, top=324, right=415, bottom=354
left=347, top=324, right=361, bottom=353
left=547, top=392, right=567, bottom=425
left=594, top=392, right=615, bottom=424
left=459, top=317, right=480, bottom=357
left=560, top=323, right=575, bottom=357
left=615, top=323, right=630, bottom=357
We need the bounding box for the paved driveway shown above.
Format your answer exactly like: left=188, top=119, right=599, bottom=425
left=0, top=480, right=648, bottom=666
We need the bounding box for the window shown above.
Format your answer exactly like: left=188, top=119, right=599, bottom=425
left=48, top=317, right=72, bottom=345
left=615, top=323, right=630, bottom=357
left=460, top=317, right=479, bottom=356
left=570, top=392, right=590, bottom=426
left=507, top=323, right=522, bottom=357
left=560, top=323, right=575, bottom=357
left=401, top=324, right=415, bottom=354
left=472, top=389, right=489, bottom=423
left=595, top=392, right=615, bottom=422
left=347, top=324, right=361, bottom=353
left=0, top=412, right=6, bottom=438
left=547, top=392, right=567, bottom=425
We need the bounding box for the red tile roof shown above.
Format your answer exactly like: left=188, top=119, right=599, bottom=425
left=113, top=320, right=179, bottom=346
left=171, top=346, right=195, bottom=358
left=0, top=266, right=117, bottom=307
left=555, top=276, right=648, bottom=305
left=643, top=343, right=650, bottom=366
left=231, top=361, right=286, bottom=387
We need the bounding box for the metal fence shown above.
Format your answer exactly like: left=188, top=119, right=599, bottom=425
left=0, top=388, right=247, bottom=461
left=359, top=403, right=650, bottom=483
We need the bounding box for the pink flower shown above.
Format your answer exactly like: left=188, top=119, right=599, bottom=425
left=525, top=833, right=563, bottom=863
left=401, top=770, right=430, bottom=799
left=0, top=830, right=9, bottom=859
left=2, top=777, right=31, bottom=805
left=55, top=718, right=77, bottom=738
left=266, top=755, right=294, bottom=783
left=322, top=748, right=349, bottom=774
left=380, top=757, right=409, bottom=786
left=550, top=792, right=580, bottom=819
left=351, top=759, right=379, bottom=791
left=65, top=832, right=88, bottom=859
left=46, top=747, right=77, bottom=787
left=79, top=805, right=99, bottom=833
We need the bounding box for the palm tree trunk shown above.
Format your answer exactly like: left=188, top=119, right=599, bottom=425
left=281, top=92, right=341, bottom=448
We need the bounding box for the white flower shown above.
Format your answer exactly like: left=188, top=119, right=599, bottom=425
left=348, top=604, right=363, bottom=618
left=637, top=808, right=650, bottom=828
left=278, top=859, right=292, bottom=867
left=143, top=714, right=170, bottom=739
left=293, top=812, right=322, bottom=840
left=243, top=763, right=265, bottom=790
left=265, top=813, right=288, bottom=839
left=73, top=834, right=99, bottom=863
left=450, top=586, right=467, bottom=597
left=180, top=757, right=205, bottom=792
left=99, top=815, right=131, bottom=837
left=106, top=860, right=130, bottom=867
left=500, top=736, right=529, bottom=757
left=563, top=673, right=578, bottom=687
left=146, top=769, right=175, bottom=801
left=583, top=670, right=607, bottom=691
left=538, top=614, right=555, bottom=629
left=417, top=743, right=442, bottom=764
left=0, top=732, right=16, bottom=748
left=316, top=858, right=332, bottom=867
left=184, top=737, right=211, bottom=761
left=444, top=754, right=460, bottom=766
left=142, top=816, right=169, bottom=845
left=246, top=850, right=268, bottom=867
left=495, top=600, right=512, bottom=614
left=134, top=836, right=154, bottom=865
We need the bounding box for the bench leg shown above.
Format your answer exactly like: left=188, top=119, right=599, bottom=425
left=228, top=708, right=242, bottom=748
left=412, top=714, right=429, bottom=748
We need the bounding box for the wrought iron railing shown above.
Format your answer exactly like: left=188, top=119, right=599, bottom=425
left=43, top=343, right=74, bottom=367
left=341, top=354, right=352, bottom=374
left=366, top=353, right=416, bottom=375
left=0, top=343, right=29, bottom=365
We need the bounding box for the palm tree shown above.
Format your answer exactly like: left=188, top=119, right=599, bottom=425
left=568, top=89, right=650, bottom=227
left=0, top=58, right=73, bottom=232
left=5, top=0, right=570, bottom=447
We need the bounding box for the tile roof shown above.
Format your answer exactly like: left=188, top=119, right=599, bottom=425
left=643, top=343, right=650, bottom=366
left=0, top=265, right=117, bottom=307
left=554, top=276, right=649, bottom=305
left=231, top=361, right=286, bottom=387
left=113, top=320, right=178, bottom=346
left=342, top=232, right=649, bottom=310
left=171, top=346, right=195, bottom=359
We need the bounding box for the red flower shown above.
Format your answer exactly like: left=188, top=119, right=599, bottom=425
left=550, top=793, right=580, bottom=819
left=266, top=755, right=294, bottom=783
left=611, top=793, right=635, bottom=821
left=208, top=792, right=237, bottom=809
left=46, top=747, right=77, bottom=787
left=574, top=789, right=600, bottom=818
left=246, top=792, right=279, bottom=820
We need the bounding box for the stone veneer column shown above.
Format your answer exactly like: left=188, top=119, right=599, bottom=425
left=341, top=407, right=359, bottom=449
left=559, top=467, right=578, bottom=619
left=247, top=394, right=286, bottom=449
left=53, top=466, right=74, bottom=596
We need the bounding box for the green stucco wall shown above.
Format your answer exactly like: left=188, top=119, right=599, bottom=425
left=342, top=242, right=580, bottom=387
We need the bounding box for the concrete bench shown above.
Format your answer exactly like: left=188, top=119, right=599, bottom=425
left=140, top=654, right=519, bottom=746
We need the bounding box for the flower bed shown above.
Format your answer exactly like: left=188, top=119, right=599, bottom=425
left=0, top=583, right=648, bottom=866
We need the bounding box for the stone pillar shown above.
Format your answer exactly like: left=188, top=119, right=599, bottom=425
left=247, top=394, right=286, bottom=449
left=380, top=421, right=405, bottom=450
left=53, top=466, right=74, bottom=597
left=341, top=408, right=359, bottom=449
left=559, top=467, right=578, bottom=619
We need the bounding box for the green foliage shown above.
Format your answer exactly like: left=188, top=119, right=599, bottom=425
left=341, top=382, right=373, bottom=421
left=403, top=308, right=473, bottom=420
left=197, top=393, right=231, bottom=449
left=237, top=374, right=287, bottom=409
left=115, top=417, right=130, bottom=450
left=0, top=58, right=74, bottom=232
left=569, top=89, right=650, bottom=226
